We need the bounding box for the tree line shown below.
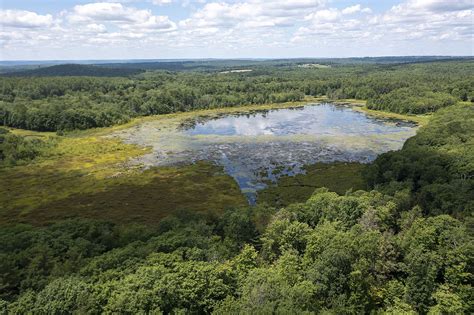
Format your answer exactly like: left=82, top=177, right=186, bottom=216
left=0, top=61, right=472, bottom=131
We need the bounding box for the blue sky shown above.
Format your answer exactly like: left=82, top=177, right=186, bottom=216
left=1, top=1, right=401, bottom=15
left=1, top=0, right=473, bottom=60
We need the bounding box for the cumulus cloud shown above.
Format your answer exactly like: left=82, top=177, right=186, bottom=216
left=0, top=10, right=54, bottom=28
left=305, top=9, right=340, bottom=22
left=295, top=0, right=473, bottom=45
left=68, top=2, right=176, bottom=31
left=152, top=0, right=173, bottom=5
left=403, top=0, right=473, bottom=12
left=378, top=0, right=473, bottom=41
left=84, top=23, right=107, bottom=33
left=0, top=2, right=179, bottom=56
left=179, top=0, right=326, bottom=31
left=1, top=0, right=472, bottom=59
left=342, top=5, right=361, bottom=15
left=70, top=2, right=139, bottom=22
left=341, top=4, right=372, bottom=15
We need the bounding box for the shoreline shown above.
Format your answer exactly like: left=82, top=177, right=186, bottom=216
left=7, top=95, right=428, bottom=138
left=314, top=96, right=429, bottom=126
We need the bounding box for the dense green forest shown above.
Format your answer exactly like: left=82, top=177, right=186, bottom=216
left=1, top=61, right=472, bottom=131
left=3, top=64, right=145, bottom=78
left=0, top=128, right=56, bottom=167
left=0, top=60, right=473, bottom=314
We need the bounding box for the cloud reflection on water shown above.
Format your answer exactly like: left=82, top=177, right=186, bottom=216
left=185, top=104, right=413, bottom=137
left=116, top=103, right=417, bottom=204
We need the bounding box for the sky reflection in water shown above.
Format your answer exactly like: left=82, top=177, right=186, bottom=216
left=118, top=104, right=417, bottom=204
left=185, top=104, right=412, bottom=137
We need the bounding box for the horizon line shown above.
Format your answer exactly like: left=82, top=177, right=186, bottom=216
left=1, top=55, right=473, bottom=64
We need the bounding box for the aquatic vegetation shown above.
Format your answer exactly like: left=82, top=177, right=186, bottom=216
left=114, top=103, right=417, bottom=202
left=258, top=162, right=367, bottom=207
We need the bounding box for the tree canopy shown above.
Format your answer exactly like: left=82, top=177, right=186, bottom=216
left=1, top=61, right=472, bottom=131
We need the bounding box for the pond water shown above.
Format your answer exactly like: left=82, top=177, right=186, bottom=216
left=115, top=103, right=417, bottom=203
left=185, top=104, right=412, bottom=137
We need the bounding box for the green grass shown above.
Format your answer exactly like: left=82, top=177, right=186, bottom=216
left=0, top=130, right=247, bottom=225
left=257, top=162, right=367, bottom=208
left=353, top=106, right=430, bottom=126
left=356, top=101, right=469, bottom=127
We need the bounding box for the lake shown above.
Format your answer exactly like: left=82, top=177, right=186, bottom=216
left=115, top=103, right=417, bottom=203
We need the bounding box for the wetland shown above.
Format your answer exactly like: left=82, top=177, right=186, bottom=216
left=114, top=103, right=417, bottom=203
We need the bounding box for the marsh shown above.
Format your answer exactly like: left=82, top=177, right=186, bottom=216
left=115, top=103, right=417, bottom=203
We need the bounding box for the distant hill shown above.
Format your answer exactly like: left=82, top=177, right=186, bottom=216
left=94, top=56, right=474, bottom=71
left=2, top=64, right=145, bottom=77
left=1, top=57, right=472, bottom=75
left=95, top=60, right=265, bottom=71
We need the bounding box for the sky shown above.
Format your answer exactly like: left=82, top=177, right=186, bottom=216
left=0, top=0, right=473, bottom=60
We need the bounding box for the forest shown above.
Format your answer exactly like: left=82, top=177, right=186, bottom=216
left=0, top=60, right=472, bottom=131
left=0, top=59, right=473, bottom=314
left=3, top=64, right=145, bottom=78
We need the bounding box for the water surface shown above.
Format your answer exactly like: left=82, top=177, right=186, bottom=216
left=114, top=103, right=417, bottom=203
left=185, top=104, right=413, bottom=137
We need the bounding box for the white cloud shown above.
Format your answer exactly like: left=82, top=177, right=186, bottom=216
left=305, top=9, right=340, bottom=22
left=342, top=4, right=361, bottom=15
left=379, top=1, right=473, bottom=41
left=179, top=0, right=326, bottom=31
left=1, top=0, right=472, bottom=59
left=0, top=10, right=54, bottom=28
left=68, top=2, right=176, bottom=31
left=404, top=0, right=473, bottom=12
left=152, top=0, right=173, bottom=5
left=341, top=4, right=372, bottom=15
left=261, top=0, right=327, bottom=14
left=295, top=0, right=473, bottom=45
left=85, top=23, right=107, bottom=33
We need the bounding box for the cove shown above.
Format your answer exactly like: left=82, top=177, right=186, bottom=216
left=114, top=103, right=417, bottom=204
